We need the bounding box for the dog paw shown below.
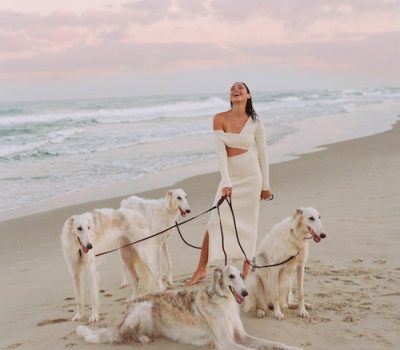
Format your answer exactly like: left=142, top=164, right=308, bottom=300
left=256, top=309, right=266, bottom=318
left=274, top=311, right=285, bottom=320
left=299, top=309, right=309, bottom=318
left=138, top=335, right=152, bottom=343
left=88, top=312, right=99, bottom=323
left=120, top=281, right=129, bottom=288
left=72, top=312, right=83, bottom=321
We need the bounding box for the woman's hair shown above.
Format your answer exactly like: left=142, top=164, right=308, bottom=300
left=230, top=82, right=258, bottom=121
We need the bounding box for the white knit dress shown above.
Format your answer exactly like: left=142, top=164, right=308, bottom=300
left=207, top=117, right=270, bottom=262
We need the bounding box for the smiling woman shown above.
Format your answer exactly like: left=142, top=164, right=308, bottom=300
left=187, top=82, right=273, bottom=285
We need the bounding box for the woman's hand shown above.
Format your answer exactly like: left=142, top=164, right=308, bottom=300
left=222, top=187, right=233, bottom=197
left=260, top=189, right=273, bottom=200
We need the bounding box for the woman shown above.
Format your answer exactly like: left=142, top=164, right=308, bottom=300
left=188, top=82, right=272, bottom=285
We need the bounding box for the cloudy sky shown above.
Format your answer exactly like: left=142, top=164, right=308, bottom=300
left=1, top=0, right=399, bottom=101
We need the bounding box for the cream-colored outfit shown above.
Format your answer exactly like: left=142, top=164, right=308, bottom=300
left=207, top=116, right=270, bottom=262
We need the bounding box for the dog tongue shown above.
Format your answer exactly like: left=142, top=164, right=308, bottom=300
left=235, top=294, right=244, bottom=305
left=78, top=238, right=89, bottom=254
left=308, top=226, right=321, bottom=243
left=230, top=287, right=244, bottom=304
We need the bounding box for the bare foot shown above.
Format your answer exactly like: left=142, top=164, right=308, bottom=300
left=186, top=269, right=207, bottom=286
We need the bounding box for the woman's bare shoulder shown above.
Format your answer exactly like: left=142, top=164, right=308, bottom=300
left=213, top=111, right=230, bottom=130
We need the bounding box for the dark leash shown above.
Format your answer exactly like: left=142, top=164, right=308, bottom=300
left=95, top=196, right=227, bottom=257
left=224, top=196, right=300, bottom=270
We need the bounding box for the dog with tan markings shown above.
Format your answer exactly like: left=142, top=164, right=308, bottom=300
left=120, top=188, right=191, bottom=287
left=77, top=265, right=302, bottom=350
left=244, top=207, right=326, bottom=320
left=61, top=208, right=165, bottom=323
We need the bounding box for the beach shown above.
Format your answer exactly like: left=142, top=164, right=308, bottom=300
left=1, top=117, right=399, bottom=350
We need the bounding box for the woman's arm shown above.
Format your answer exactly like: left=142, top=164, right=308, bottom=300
left=213, top=114, right=232, bottom=192
left=255, top=117, right=271, bottom=191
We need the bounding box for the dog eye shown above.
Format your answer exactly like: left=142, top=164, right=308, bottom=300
left=77, top=226, right=82, bottom=231
left=228, top=274, right=235, bottom=279
left=87, top=226, right=90, bottom=230
left=319, top=216, right=321, bottom=219
left=308, top=217, right=315, bottom=221
left=177, top=196, right=182, bottom=200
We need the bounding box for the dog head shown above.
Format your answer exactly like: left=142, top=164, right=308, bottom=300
left=212, top=266, right=248, bottom=304
left=166, top=188, right=191, bottom=217
left=292, top=207, right=326, bottom=243
left=69, top=213, right=95, bottom=254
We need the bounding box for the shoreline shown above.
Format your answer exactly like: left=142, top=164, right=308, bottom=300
left=1, top=106, right=399, bottom=222
left=1, top=119, right=399, bottom=349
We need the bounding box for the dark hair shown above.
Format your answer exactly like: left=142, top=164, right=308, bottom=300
left=230, top=82, right=258, bottom=121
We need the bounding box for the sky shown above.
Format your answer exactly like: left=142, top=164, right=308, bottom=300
left=1, top=0, right=399, bottom=101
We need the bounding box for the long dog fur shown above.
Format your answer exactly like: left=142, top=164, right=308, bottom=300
left=77, top=265, right=302, bottom=350
left=244, top=207, right=326, bottom=320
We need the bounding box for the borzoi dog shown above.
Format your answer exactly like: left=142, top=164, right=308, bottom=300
left=61, top=208, right=165, bottom=322
left=120, top=188, right=191, bottom=287
left=76, top=265, right=302, bottom=350
left=244, top=207, right=326, bottom=320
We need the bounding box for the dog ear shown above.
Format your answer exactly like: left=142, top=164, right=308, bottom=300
left=294, top=208, right=303, bottom=218
left=212, top=268, right=225, bottom=291
left=68, top=216, right=75, bottom=232
left=165, top=190, right=173, bottom=207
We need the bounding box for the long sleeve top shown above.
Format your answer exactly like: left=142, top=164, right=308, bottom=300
left=214, top=117, right=270, bottom=190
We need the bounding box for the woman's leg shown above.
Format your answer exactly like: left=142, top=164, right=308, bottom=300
left=242, top=259, right=251, bottom=279
left=187, top=231, right=209, bottom=285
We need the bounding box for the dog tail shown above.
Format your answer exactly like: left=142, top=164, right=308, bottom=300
left=76, top=325, right=120, bottom=344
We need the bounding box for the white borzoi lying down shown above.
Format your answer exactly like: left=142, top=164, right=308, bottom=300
left=244, top=207, right=326, bottom=320
left=61, top=208, right=165, bottom=322
left=120, top=188, right=191, bottom=287
left=77, top=265, right=303, bottom=350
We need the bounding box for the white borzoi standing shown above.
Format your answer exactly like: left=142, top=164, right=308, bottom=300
left=77, top=265, right=303, bottom=350
left=61, top=208, right=165, bottom=322
left=120, top=188, right=191, bottom=287
left=244, top=207, right=326, bottom=320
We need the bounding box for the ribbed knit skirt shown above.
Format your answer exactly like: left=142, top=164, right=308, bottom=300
left=207, top=150, right=262, bottom=262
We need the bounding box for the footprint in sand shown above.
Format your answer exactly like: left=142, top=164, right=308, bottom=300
left=5, top=343, right=22, bottom=349
left=36, top=318, right=69, bottom=327
left=64, top=297, right=74, bottom=301
left=373, top=260, right=387, bottom=265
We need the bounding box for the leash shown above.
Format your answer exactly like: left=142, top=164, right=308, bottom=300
left=174, top=221, right=201, bottom=250
left=95, top=196, right=227, bottom=257
left=224, top=196, right=299, bottom=270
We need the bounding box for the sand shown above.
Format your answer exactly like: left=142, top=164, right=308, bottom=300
left=0, top=120, right=399, bottom=350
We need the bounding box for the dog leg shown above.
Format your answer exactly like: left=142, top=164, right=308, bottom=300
left=69, top=261, right=85, bottom=321
left=137, top=248, right=165, bottom=293
left=88, top=262, right=100, bottom=322
left=161, top=241, right=173, bottom=286
left=120, top=247, right=139, bottom=301
left=269, top=269, right=285, bottom=320
left=296, top=264, right=308, bottom=318
left=120, top=256, right=129, bottom=288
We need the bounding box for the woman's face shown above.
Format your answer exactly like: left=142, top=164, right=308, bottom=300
left=230, top=82, right=250, bottom=104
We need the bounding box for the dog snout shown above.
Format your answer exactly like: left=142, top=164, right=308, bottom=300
left=241, top=290, right=248, bottom=298
left=86, top=243, right=93, bottom=250
left=186, top=209, right=191, bottom=214
left=320, top=233, right=326, bottom=239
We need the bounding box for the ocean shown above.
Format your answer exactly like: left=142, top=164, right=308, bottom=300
left=1, top=87, right=399, bottom=214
